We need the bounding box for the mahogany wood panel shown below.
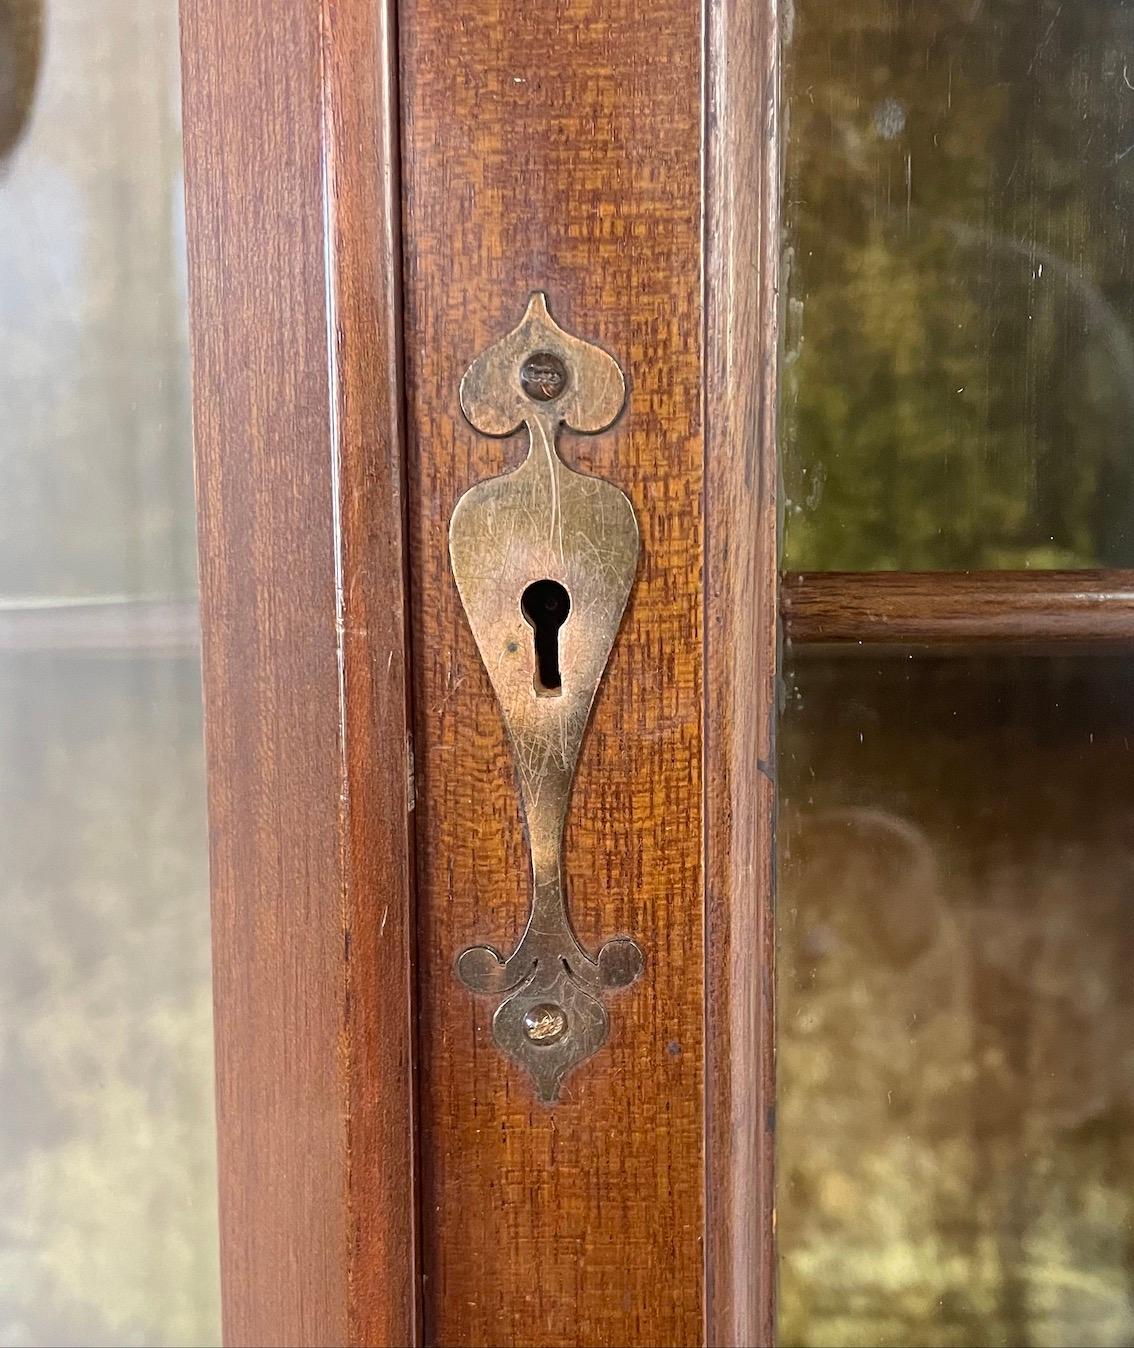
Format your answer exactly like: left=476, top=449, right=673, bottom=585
left=398, top=2, right=706, bottom=1344
left=784, top=571, right=1134, bottom=646
left=704, top=1, right=780, bottom=1344
left=180, top=1, right=418, bottom=1343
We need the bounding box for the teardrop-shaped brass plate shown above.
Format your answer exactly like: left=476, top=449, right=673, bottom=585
left=450, top=293, right=644, bottom=1101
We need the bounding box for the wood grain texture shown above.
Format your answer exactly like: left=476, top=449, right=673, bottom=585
left=398, top=2, right=705, bottom=1343
left=784, top=571, right=1134, bottom=646
left=704, top=0, right=780, bottom=1344
left=179, top=1, right=418, bottom=1343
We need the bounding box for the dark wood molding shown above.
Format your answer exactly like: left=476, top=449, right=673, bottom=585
left=179, top=1, right=419, bottom=1343
left=399, top=0, right=707, bottom=1342
left=704, top=0, right=780, bottom=1343
left=784, top=571, right=1134, bottom=647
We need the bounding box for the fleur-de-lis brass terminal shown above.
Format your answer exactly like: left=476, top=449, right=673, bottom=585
left=450, top=292, right=644, bottom=1102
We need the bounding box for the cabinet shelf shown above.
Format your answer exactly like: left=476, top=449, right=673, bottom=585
left=7, top=576, right=1134, bottom=655
left=0, top=598, right=199, bottom=655
left=783, top=570, right=1134, bottom=648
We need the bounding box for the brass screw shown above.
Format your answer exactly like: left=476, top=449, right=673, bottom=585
left=520, top=351, right=568, bottom=402
left=522, top=1003, right=568, bottom=1045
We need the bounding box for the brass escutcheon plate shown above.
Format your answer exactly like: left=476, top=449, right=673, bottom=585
left=449, top=292, right=644, bottom=1102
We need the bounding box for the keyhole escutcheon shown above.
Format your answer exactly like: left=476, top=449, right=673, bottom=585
left=521, top=579, right=571, bottom=695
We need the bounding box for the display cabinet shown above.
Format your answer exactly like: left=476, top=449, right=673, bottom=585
left=5, top=0, right=1127, bottom=1343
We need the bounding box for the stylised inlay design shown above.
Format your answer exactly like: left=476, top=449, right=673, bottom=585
left=449, top=292, right=644, bottom=1102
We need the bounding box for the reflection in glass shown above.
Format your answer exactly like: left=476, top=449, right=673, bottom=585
left=783, top=0, right=1134, bottom=570
left=780, top=5, right=1134, bottom=1337
left=0, top=0, right=197, bottom=600
left=0, top=2, right=219, bottom=1344
left=779, top=655, right=1134, bottom=1348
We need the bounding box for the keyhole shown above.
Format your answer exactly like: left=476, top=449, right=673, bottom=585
left=521, top=579, right=571, bottom=696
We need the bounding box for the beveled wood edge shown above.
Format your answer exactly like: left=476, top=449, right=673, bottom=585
left=323, top=0, right=421, bottom=1343
left=179, top=0, right=419, bottom=1342
left=703, top=0, right=780, bottom=1342
left=783, top=570, right=1134, bottom=646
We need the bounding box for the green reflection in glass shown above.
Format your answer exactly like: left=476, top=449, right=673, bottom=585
left=784, top=0, right=1134, bottom=570
left=779, top=654, right=1134, bottom=1348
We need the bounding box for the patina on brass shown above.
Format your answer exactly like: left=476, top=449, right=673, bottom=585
left=450, top=292, right=644, bottom=1102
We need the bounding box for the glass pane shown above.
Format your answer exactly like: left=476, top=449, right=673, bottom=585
left=783, top=0, right=1134, bottom=570
left=779, top=654, right=1134, bottom=1348
left=0, top=2, right=219, bottom=1344
left=780, top=7, right=1134, bottom=1341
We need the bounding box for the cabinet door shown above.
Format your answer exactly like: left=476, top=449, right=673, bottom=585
left=180, top=0, right=776, bottom=1344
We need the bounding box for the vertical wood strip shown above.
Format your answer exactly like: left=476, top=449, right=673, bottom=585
left=704, top=0, right=780, bottom=1344
left=179, top=1, right=418, bottom=1342
left=321, top=1, right=421, bottom=1343
left=398, top=2, right=706, bottom=1343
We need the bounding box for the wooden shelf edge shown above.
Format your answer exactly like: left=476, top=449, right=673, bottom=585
left=783, top=570, right=1134, bottom=646
left=0, top=598, right=200, bottom=655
